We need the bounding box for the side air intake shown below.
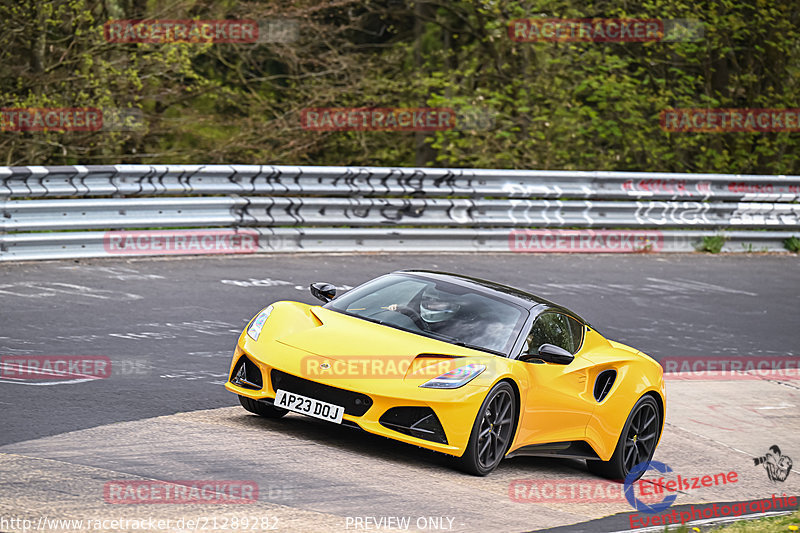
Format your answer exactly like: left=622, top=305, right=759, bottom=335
left=230, top=356, right=263, bottom=390
left=379, top=407, right=448, bottom=444
left=593, top=369, right=617, bottom=402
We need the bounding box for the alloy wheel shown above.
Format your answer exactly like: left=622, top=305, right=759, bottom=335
left=476, top=389, right=515, bottom=469
left=622, top=401, right=659, bottom=474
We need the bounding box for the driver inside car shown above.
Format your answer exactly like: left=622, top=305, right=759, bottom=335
left=378, top=286, right=512, bottom=353
left=379, top=287, right=461, bottom=331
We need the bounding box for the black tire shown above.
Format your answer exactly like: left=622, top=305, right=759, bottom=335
left=238, top=395, right=288, bottom=418
left=456, top=381, right=517, bottom=476
left=587, top=395, right=661, bottom=481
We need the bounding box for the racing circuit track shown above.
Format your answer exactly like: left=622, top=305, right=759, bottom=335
left=1, top=253, right=799, bottom=533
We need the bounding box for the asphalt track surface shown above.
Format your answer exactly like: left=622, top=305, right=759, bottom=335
left=1, top=253, right=799, bottom=532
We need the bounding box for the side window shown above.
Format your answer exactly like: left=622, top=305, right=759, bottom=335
left=525, top=312, right=573, bottom=355
left=565, top=316, right=585, bottom=353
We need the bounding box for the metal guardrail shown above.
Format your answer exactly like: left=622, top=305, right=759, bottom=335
left=1, top=164, right=799, bottom=261
left=4, top=197, right=800, bottom=231
left=2, top=164, right=800, bottom=201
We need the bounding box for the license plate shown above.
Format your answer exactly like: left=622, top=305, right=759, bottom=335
left=274, top=389, right=344, bottom=424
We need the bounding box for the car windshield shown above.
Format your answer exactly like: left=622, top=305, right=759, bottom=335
left=324, top=273, right=527, bottom=356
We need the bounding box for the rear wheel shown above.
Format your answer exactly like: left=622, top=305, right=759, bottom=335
left=238, top=395, right=288, bottom=418
left=456, top=382, right=516, bottom=476
left=587, top=395, right=661, bottom=481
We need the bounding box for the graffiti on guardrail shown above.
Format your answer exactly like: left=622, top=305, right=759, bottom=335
left=2, top=165, right=799, bottom=202
left=730, top=203, right=800, bottom=225
left=2, top=165, right=800, bottom=260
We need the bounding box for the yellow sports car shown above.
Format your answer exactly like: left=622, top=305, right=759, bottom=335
left=225, top=270, right=665, bottom=478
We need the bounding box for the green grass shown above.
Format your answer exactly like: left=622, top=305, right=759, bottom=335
left=784, top=236, right=800, bottom=253
left=699, top=234, right=727, bottom=253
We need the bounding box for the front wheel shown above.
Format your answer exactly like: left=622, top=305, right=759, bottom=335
left=587, top=395, right=661, bottom=481
left=238, top=395, right=288, bottom=418
left=456, top=382, right=516, bottom=476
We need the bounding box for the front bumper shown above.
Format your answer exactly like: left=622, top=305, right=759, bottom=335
left=225, top=343, right=488, bottom=455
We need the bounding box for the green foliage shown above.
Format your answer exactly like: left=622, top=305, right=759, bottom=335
left=1, top=0, right=800, bottom=170
left=784, top=236, right=800, bottom=253
left=699, top=234, right=727, bottom=253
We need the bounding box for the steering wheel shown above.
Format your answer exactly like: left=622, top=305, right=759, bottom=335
left=391, top=305, right=429, bottom=331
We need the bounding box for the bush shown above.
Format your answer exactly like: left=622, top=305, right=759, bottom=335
left=699, top=235, right=727, bottom=253
left=784, top=236, right=800, bottom=253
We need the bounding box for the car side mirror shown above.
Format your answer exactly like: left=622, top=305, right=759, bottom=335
left=536, top=343, right=574, bottom=365
left=310, top=282, right=336, bottom=303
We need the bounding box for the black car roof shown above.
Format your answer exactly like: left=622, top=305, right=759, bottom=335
left=394, top=269, right=586, bottom=323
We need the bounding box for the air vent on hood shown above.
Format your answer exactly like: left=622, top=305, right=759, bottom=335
left=593, top=369, right=616, bottom=402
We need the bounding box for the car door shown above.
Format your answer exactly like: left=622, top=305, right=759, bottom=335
left=515, top=311, right=597, bottom=445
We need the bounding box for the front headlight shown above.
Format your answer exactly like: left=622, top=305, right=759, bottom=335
left=246, top=306, right=273, bottom=341
left=419, top=363, right=486, bottom=389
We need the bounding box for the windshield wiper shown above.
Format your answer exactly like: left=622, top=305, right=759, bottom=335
left=448, top=340, right=505, bottom=357
left=344, top=312, right=386, bottom=327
